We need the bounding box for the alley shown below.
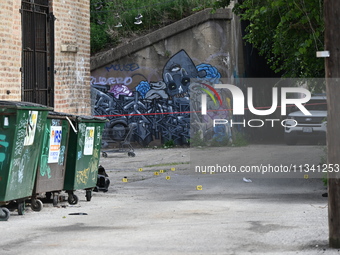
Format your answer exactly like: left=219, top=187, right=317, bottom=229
left=0, top=144, right=334, bottom=255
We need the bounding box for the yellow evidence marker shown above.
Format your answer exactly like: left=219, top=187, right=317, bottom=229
left=196, top=185, right=203, bottom=190
left=171, top=167, right=176, bottom=171
left=166, top=176, right=171, bottom=180
left=159, top=170, right=164, bottom=173
left=304, top=174, right=309, bottom=179
left=154, top=172, right=159, bottom=176
left=122, top=177, right=128, bottom=182
left=138, top=168, right=143, bottom=172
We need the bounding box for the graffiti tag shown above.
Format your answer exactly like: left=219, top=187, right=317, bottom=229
left=76, top=168, right=90, bottom=185
left=105, top=63, right=139, bottom=72
left=90, top=76, right=133, bottom=86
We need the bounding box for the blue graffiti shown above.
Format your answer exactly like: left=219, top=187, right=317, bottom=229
left=196, top=63, right=221, bottom=83
left=135, top=81, right=151, bottom=99
left=0, top=134, right=8, bottom=169
left=105, top=63, right=140, bottom=72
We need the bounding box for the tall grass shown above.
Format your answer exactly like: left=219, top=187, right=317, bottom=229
left=90, top=0, right=216, bottom=54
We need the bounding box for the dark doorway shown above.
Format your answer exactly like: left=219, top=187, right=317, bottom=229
left=21, top=0, right=54, bottom=106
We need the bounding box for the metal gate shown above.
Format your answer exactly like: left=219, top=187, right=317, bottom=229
left=21, top=0, right=54, bottom=107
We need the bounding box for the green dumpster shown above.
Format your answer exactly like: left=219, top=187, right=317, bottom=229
left=64, top=115, right=106, bottom=204
left=33, top=112, right=72, bottom=208
left=0, top=101, right=52, bottom=221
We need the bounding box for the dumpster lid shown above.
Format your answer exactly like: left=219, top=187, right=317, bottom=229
left=48, top=112, right=106, bottom=125
left=76, top=115, right=107, bottom=123
left=0, top=101, right=53, bottom=111
left=48, top=111, right=77, bottom=120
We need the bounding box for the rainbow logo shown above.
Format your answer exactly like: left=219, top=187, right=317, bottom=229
left=198, top=83, right=223, bottom=107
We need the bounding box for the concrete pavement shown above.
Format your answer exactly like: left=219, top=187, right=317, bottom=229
left=0, top=145, right=337, bottom=255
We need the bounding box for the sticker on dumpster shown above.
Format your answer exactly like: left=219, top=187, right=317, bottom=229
left=48, top=126, right=62, bottom=163
left=24, top=111, right=38, bottom=146
left=84, top=127, right=95, bottom=155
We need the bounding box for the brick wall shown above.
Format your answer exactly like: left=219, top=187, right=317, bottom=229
left=0, top=0, right=91, bottom=115
left=53, top=0, right=91, bottom=115
left=0, top=0, right=21, bottom=101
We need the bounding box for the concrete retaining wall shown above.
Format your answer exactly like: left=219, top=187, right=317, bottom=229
left=90, top=7, right=245, bottom=146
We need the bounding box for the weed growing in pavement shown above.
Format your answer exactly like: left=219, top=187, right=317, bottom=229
left=209, top=136, right=229, bottom=147
left=163, top=139, right=175, bottom=148
left=190, top=130, right=248, bottom=148
left=189, top=131, right=205, bottom=147
left=230, top=131, right=248, bottom=147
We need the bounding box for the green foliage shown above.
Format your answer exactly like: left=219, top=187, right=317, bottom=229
left=163, top=139, right=175, bottom=148
left=91, top=0, right=325, bottom=81
left=189, top=129, right=248, bottom=148
left=90, top=23, right=110, bottom=53
left=212, top=0, right=232, bottom=9
left=232, top=0, right=325, bottom=78
left=231, top=131, right=248, bottom=147
left=189, top=131, right=205, bottom=147
left=210, top=136, right=229, bottom=147
left=90, top=0, right=215, bottom=54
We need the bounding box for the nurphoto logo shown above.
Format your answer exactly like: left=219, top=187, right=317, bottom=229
left=200, top=84, right=312, bottom=128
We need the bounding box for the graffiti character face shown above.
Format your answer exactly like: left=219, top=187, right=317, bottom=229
left=163, top=50, right=198, bottom=97
left=164, top=66, right=190, bottom=97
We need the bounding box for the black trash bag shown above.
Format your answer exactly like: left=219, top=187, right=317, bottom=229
left=94, top=165, right=110, bottom=192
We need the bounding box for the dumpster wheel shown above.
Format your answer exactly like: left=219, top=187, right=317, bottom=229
left=86, top=190, right=92, bottom=202
left=0, top=208, right=10, bottom=221
left=53, top=195, right=59, bottom=207
left=31, top=199, right=43, bottom=212
left=68, top=194, right=79, bottom=205
left=17, top=202, right=25, bottom=215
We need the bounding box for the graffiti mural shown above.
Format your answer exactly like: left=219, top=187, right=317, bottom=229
left=91, top=50, right=231, bottom=146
